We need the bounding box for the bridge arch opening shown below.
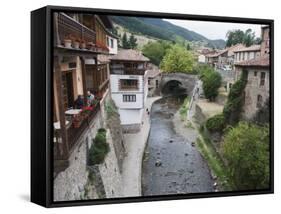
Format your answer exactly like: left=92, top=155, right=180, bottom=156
left=161, top=80, right=187, bottom=96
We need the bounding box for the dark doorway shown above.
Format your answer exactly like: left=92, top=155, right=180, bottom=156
left=62, top=71, right=74, bottom=110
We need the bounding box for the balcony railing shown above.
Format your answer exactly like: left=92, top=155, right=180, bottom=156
left=119, top=85, right=139, bottom=90
left=110, top=68, right=146, bottom=75
left=56, top=13, right=96, bottom=45
left=54, top=102, right=100, bottom=161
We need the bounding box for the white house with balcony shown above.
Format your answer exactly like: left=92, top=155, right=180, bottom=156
left=109, top=49, right=149, bottom=133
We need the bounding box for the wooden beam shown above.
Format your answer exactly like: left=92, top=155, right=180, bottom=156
left=54, top=56, right=69, bottom=159
left=53, top=13, right=61, bottom=47
left=80, top=57, right=88, bottom=106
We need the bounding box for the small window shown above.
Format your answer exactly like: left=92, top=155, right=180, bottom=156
left=156, top=80, right=159, bottom=88
left=257, top=95, right=263, bottom=108
left=254, top=71, right=257, bottom=76
left=123, top=95, right=136, bottom=102
left=260, top=72, right=266, bottom=86
left=110, top=39, right=114, bottom=48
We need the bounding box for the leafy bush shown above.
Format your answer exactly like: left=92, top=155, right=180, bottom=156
left=222, top=122, right=269, bottom=190
left=223, top=73, right=247, bottom=125
left=206, top=114, right=225, bottom=132
left=202, top=71, right=222, bottom=101
left=88, top=129, right=110, bottom=165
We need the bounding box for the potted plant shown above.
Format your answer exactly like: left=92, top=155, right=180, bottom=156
left=63, top=35, right=72, bottom=48
left=87, top=42, right=94, bottom=50
left=81, top=106, right=93, bottom=119
left=72, top=115, right=82, bottom=128
left=92, top=99, right=99, bottom=107
left=73, top=38, right=80, bottom=49
left=80, top=39, right=86, bottom=49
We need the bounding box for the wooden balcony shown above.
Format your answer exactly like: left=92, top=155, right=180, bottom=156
left=54, top=13, right=109, bottom=54
left=110, top=67, right=146, bottom=75
left=54, top=102, right=101, bottom=170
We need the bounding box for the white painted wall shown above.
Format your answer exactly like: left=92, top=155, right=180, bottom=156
left=110, top=73, right=147, bottom=125
left=198, top=54, right=206, bottom=63
left=107, top=36, right=118, bottom=55
left=119, top=109, right=143, bottom=125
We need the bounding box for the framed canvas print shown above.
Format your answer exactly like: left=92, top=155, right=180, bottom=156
left=31, top=5, right=274, bottom=207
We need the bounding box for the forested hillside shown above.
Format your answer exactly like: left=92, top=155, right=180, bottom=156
left=110, top=16, right=226, bottom=49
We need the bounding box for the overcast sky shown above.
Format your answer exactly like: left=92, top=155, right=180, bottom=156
left=165, top=19, right=263, bottom=40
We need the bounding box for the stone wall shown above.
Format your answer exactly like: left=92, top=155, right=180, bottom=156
left=54, top=93, right=125, bottom=201
left=53, top=111, right=103, bottom=201
left=241, top=68, right=270, bottom=120
left=160, top=73, right=198, bottom=96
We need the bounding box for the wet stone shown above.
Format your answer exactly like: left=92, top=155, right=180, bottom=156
left=155, top=160, right=162, bottom=167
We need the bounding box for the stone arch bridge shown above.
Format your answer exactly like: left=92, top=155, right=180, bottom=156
left=160, top=72, right=198, bottom=96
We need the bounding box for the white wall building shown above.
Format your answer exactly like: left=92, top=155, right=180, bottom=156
left=106, top=35, right=118, bottom=55
left=198, top=54, right=206, bottom=63
left=109, top=49, right=149, bottom=133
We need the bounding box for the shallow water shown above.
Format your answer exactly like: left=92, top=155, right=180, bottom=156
left=142, top=96, right=214, bottom=196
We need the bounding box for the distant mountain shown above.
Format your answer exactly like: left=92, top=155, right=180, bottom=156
left=110, top=16, right=226, bottom=49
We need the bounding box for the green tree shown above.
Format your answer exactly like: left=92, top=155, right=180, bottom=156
left=186, top=43, right=191, bottom=50
left=243, top=29, right=256, bottom=47
left=223, top=122, right=269, bottom=190
left=201, top=69, right=222, bottom=101
left=122, top=33, right=130, bottom=49
left=226, top=29, right=257, bottom=47
left=129, top=34, right=138, bottom=49
left=142, top=40, right=171, bottom=66
left=160, top=45, right=194, bottom=73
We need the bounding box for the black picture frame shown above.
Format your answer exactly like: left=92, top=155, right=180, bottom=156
left=31, top=5, right=274, bottom=208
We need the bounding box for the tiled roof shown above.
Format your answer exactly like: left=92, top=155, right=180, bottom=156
left=235, top=55, right=269, bottom=67
left=226, top=44, right=245, bottom=56
left=110, top=49, right=150, bottom=62
left=205, top=49, right=228, bottom=58
left=233, top=44, right=261, bottom=53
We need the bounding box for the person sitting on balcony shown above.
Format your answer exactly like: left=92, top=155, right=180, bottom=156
left=87, top=91, right=95, bottom=106
left=74, top=95, right=84, bottom=109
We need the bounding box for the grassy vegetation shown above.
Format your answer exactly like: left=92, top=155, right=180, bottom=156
left=179, top=97, right=190, bottom=121
left=196, top=126, right=234, bottom=191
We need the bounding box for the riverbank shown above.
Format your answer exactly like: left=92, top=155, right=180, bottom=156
left=186, top=93, right=233, bottom=191
left=121, top=96, right=162, bottom=197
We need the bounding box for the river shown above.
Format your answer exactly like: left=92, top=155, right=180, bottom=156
left=142, top=95, right=214, bottom=196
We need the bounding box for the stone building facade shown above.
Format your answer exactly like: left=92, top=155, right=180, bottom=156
left=234, top=25, right=270, bottom=120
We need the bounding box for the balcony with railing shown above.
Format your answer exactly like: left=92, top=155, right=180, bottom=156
left=54, top=102, right=101, bottom=164
left=110, top=66, right=146, bottom=75
left=54, top=13, right=109, bottom=54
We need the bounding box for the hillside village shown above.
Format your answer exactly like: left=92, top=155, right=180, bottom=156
left=53, top=12, right=270, bottom=201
